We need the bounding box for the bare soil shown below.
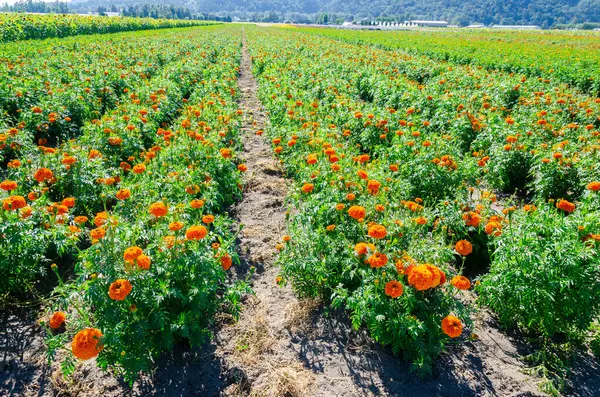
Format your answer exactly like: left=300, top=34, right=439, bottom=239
left=1, top=33, right=599, bottom=397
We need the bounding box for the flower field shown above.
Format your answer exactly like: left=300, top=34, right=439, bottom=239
left=0, top=13, right=216, bottom=42
left=1, top=20, right=599, bottom=396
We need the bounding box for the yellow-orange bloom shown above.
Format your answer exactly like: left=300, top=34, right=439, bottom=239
left=136, top=255, right=151, bottom=270
left=367, top=179, right=381, bottom=195
left=116, top=189, right=131, bottom=200
left=587, top=181, right=600, bottom=191
left=556, top=199, right=576, bottom=213
left=90, top=227, right=106, bottom=240
left=407, top=264, right=439, bottom=291
left=108, top=279, right=132, bottom=301
left=384, top=281, right=403, bottom=298
left=169, top=221, right=184, bottom=231
left=186, top=225, right=207, bottom=240
left=455, top=240, right=473, bottom=256
left=0, top=180, right=17, bottom=191
left=354, top=242, right=375, bottom=256
left=72, top=328, right=103, bottom=360
left=49, top=311, right=66, bottom=329
left=202, top=214, right=215, bottom=224
left=123, top=246, right=143, bottom=263
left=485, top=221, right=502, bottom=236
left=368, top=224, right=387, bottom=239
left=348, top=205, right=366, bottom=220
left=367, top=252, right=388, bottom=268
left=221, top=254, right=232, bottom=271
left=3, top=195, right=26, bottom=211
left=149, top=202, right=168, bottom=217
left=34, top=168, right=53, bottom=183
left=301, top=183, right=314, bottom=193
left=451, top=276, right=471, bottom=290
left=190, top=199, right=205, bottom=209
left=441, top=315, right=463, bottom=338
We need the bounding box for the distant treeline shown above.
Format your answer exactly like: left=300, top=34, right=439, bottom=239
left=2, top=0, right=599, bottom=27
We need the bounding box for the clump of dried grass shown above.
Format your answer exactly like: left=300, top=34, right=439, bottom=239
left=250, top=363, right=314, bottom=397
left=284, top=298, right=321, bottom=336
left=234, top=312, right=275, bottom=366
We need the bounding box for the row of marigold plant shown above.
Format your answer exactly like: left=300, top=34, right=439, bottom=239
left=246, top=26, right=600, bottom=388
left=1, top=26, right=250, bottom=383
left=0, top=13, right=218, bottom=43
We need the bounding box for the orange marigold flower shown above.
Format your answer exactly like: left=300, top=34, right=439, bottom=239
left=335, top=203, right=345, bottom=211
left=556, top=199, right=576, bottom=214
left=220, top=148, right=232, bottom=158
left=367, top=252, right=388, bottom=268
left=108, top=279, right=132, bottom=301
left=186, top=225, right=207, bottom=240
left=74, top=216, right=88, bottom=224
left=368, top=224, right=387, bottom=239
left=62, top=197, right=75, bottom=208
left=407, top=264, right=436, bottom=291
left=357, top=170, right=368, bottom=180
left=451, top=276, right=471, bottom=290
left=348, top=205, right=366, bottom=220
left=441, top=315, right=463, bottom=338
left=237, top=164, right=248, bottom=172
left=90, top=227, right=106, bottom=240
left=463, top=211, right=481, bottom=227
left=190, top=199, right=205, bottom=209
left=94, top=211, right=108, bottom=227
left=389, top=164, right=399, bottom=172
left=132, top=164, right=146, bottom=174
left=0, top=180, right=18, bottom=191
left=149, top=202, right=168, bottom=217
left=221, top=254, right=233, bottom=271
left=169, top=221, right=184, bottom=231
left=354, top=242, right=375, bottom=256
left=163, top=235, right=176, bottom=248
left=116, top=189, right=131, bottom=200
left=346, top=193, right=356, bottom=201
left=202, top=214, right=215, bottom=224
left=34, top=168, right=53, bottom=183
left=49, top=311, right=66, bottom=329
left=136, top=255, right=151, bottom=270
left=123, top=246, right=143, bottom=263
left=20, top=206, right=32, bottom=219
left=72, top=328, right=103, bottom=360
left=282, top=235, right=291, bottom=242
left=413, top=216, right=427, bottom=225
left=306, top=154, right=318, bottom=165
left=367, top=179, right=381, bottom=195
left=301, top=183, right=314, bottom=193
left=485, top=221, right=502, bottom=236
left=455, top=240, right=473, bottom=256
left=587, top=181, right=600, bottom=191
left=384, top=281, right=404, bottom=298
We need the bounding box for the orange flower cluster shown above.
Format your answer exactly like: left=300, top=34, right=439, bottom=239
left=407, top=264, right=446, bottom=291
